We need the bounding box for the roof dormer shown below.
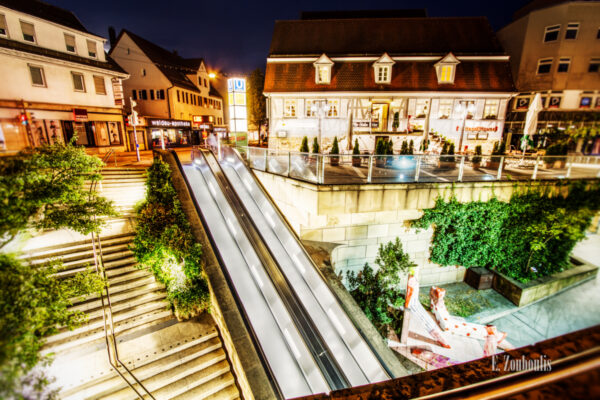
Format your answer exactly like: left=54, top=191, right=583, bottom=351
left=314, top=53, right=334, bottom=84
left=373, top=53, right=395, bottom=84
left=435, top=53, right=460, bottom=84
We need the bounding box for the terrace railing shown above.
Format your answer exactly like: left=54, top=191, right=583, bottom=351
left=237, top=146, right=600, bottom=185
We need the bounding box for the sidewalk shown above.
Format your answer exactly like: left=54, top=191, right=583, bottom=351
left=90, top=148, right=194, bottom=167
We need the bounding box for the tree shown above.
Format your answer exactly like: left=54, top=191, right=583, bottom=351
left=409, top=139, right=414, bottom=155
left=0, top=142, right=117, bottom=249
left=400, top=140, right=408, bottom=155
left=0, top=254, right=104, bottom=398
left=352, top=138, right=360, bottom=155
left=312, top=137, right=320, bottom=153
left=299, top=136, right=309, bottom=153
left=330, top=136, right=339, bottom=154
left=247, top=68, right=267, bottom=132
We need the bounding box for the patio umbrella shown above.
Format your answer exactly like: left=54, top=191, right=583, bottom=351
left=522, top=93, right=543, bottom=155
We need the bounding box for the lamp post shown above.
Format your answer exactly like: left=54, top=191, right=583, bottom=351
left=456, top=100, right=476, bottom=154
left=310, top=99, right=330, bottom=150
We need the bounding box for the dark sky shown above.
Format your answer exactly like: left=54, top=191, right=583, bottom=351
left=50, top=0, right=529, bottom=74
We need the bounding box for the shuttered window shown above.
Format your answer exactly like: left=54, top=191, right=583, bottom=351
left=0, top=14, right=7, bottom=36
left=87, top=40, right=97, bottom=58
left=20, top=21, right=36, bottom=43
left=93, top=76, right=106, bottom=95
left=64, top=34, right=76, bottom=53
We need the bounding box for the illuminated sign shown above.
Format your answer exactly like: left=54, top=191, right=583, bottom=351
left=147, top=118, right=191, bottom=128
left=227, top=77, right=248, bottom=133
left=73, top=108, right=88, bottom=121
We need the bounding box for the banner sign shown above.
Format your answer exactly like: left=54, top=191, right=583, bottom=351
left=148, top=119, right=191, bottom=128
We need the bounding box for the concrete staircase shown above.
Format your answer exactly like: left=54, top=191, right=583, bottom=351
left=20, top=167, right=240, bottom=400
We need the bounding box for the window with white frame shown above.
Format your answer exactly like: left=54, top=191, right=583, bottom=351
left=28, top=64, right=45, bottom=87
left=284, top=99, right=297, bottom=117
left=87, top=40, right=97, bottom=58
left=483, top=99, right=499, bottom=119
left=537, top=58, right=553, bottom=74
left=305, top=99, right=317, bottom=117
left=415, top=99, right=429, bottom=118
left=327, top=99, right=339, bottom=117
left=64, top=33, right=76, bottom=53
left=373, top=53, right=394, bottom=84
left=93, top=76, right=106, bottom=95
left=71, top=72, right=85, bottom=92
left=0, top=14, right=8, bottom=37
left=20, top=21, right=36, bottom=43
left=434, top=53, right=459, bottom=84
left=557, top=57, right=570, bottom=73
left=544, top=25, right=560, bottom=42
left=314, top=54, right=333, bottom=84
left=565, top=22, right=579, bottom=40
left=438, top=99, right=453, bottom=119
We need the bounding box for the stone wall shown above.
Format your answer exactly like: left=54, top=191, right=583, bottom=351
left=254, top=171, right=561, bottom=287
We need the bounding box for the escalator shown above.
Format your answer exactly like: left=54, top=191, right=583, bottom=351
left=174, top=147, right=390, bottom=398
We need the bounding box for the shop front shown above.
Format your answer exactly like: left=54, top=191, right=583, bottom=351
left=147, top=118, right=192, bottom=148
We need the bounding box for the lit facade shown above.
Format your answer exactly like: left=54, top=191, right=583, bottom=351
left=264, top=16, right=515, bottom=154
left=0, top=0, right=129, bottom=153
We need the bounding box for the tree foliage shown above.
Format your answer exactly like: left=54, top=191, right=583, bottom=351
left=131, top=159, right=210, bottom=319
left=413, top=182, right=600, bottom=282
left=330, top=136, right=339, bottom=155
left=312, top=137, right=320, bottom=154
left=247, top=68, right=267, bottom=131
left=0, top=254, right=104, bottom=398
left=344, top=238, right=415, bottom=336
left=299, top=136, right=309, bottom=153
left=0, top=142, right=117, bottom=248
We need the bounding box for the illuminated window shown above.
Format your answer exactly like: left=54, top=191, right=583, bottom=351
left=20, top=21, right=35, bottom=43
left=435, top=53, right=459, bottom=84
left=375, top=66, right=390, bottom=83
left=64, top=34, right=76, bottom=53
left=305, top=99, right=317, bottom=117
left=284, top=99, right=296, bottom=117
left=327, top=99, right=339, bottom=117
left=557, top=58, right=570, bottom=73
left=483, top=99, right=499, bottom=119
left=314, top=53, right=333, bottom=84
left=415, top=99, right=429, bottom=118
left=438, top=99, right=453, bottom=119
left=565, top=23, right=579, bottom=40
left=537, top=58, right=552, bottom=74
left=544, top=25, right=560, bottom=42
left=373, top=53, right=394, bottom=84
left=317, top=66, right=330, bottom=83
left=440, top=66, right=453, bottom=82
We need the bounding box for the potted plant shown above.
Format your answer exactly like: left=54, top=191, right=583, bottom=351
left=375, top=138, right=386, bottom=168
left=544, top=142, right=568, bottom=169
left=438, top=141, right=456, bottom=169
left=299, top=136, right=309, bottom=153
left=400, top=140, right=408, bottom=155
left=330, top=136, right=340, bottom=166
left=392, top=112, right=399, bottom=132
left=352, top=138, right=361, bottom=167
left=471, top=145, right=482, bottom=169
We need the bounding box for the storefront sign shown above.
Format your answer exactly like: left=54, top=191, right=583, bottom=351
left=111, top=78, right=124, bottom=106
left=596, top=97, right=600, bottom=109
left=228, top=77, right=248, bottom=133
left=73, top=108, right=88, bottom=121
left=548, top=96, right=561, bottom=109
left=516, top=97, right=530, bottom=110
left=148, top=119, right=191, bottom=128
left=196, top=124, right=212, bottom=130
left=464, top=126, right=498, bottom=132
left=214, top=127, right=228, bottom=134
left=580, top=97, right=592, bottom=109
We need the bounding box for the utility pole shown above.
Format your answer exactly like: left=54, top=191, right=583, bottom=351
left=130, top=97, right=140, bottom=162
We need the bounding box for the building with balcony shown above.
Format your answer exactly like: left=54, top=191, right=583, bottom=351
left=0, top=0, right=129, bottom=153
left=264, top=12, right=515, bottom=154
left=110, top=30, right=225, bottom=150
left=498, top=0, right=600, bottom=153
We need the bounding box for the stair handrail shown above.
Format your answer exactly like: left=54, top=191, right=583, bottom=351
left=89, top=159, right=155, bottom=399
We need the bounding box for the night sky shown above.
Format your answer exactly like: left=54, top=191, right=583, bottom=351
left=50, top=0, right=530, bottom=74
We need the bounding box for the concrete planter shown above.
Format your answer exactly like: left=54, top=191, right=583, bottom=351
left=464, top=267, right=493, bottom=290
left=329, top=156, right=340, bottom=166
left=375, top=157, right=386, bottom=168
left=352, top=157, right=362, bottom=167
left=437, top=160, right=456, bottom=169
left=492, top=260, right=598, bottom=307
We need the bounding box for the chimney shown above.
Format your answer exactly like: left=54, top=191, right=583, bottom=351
left=108, top=26, right=117, bottom=49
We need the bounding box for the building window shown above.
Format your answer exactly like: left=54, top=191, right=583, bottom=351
left=375, top=66, right=391, bottom=84
left=71, top=72, right=86, bottom=92
left=64, top=33, right=76, bottom=53
left=483, top=99, right=499, bottom=119
left=139, top=89, right=147, bottom=100
left=434, top=53, right=459, bottom=84
left=87, top=40, right=97, bottom=58
left=0, top=14, right=7, bottom=37
left=127, top=48, right=130, bottom=55
left=158, top=89, right=165, bottom=99
left=186, top=92, right=190, bottom=103
left=589, top=58, right=600, bottom=73
left=20, top=21, right=36, bottom=43
left=204, top=97, right=208, bottom=107
left=28, top=65, right=45, bottom=87
left=597, top=28, right=600, bottom=39
left=314, top=53, right=333, bottom=85
left=177, top=90, right=180, bottom=102
left=415, top=99, right=429, bottom=118
left=204, top=79, right=207, bottom=87
left=305, top=99, right=317, bottom=117
left=557, top=58, right=570, bottom=73
left=284, top=99, right=296, bottom=117
left=537, top=58, right=552, bottom=74
left=93, top=75, right=106, bottom=94
left=150, top=89, right=155, bottom=100
left=565, top=23, right=579, bottom=40
left=327, top=99, right=339, bottom=117
left=141, top=68, right=146, bottom=77
left=132, top=89, right=137, bottom=100
left=544, top=25, right=560, bottom=42
left=198, top=77, right=202, bottom=86
left=438, top=99, right=453, bottom=119
left=440, top=65, right=454, bottom=82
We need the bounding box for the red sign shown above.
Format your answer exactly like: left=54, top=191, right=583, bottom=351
left=73, top=108, right=88, bottom=121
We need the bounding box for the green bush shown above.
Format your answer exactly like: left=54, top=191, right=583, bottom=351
left=472, top=145, right=482, bottom=164
left=375, top=138, right=386, bottom=155
left=386, top=140, right=394, bottom=155
left=400, top=140, right=408, bottom=155
left=413, top=182, right=600, bottom=282
left=330, top=136, right=339, bottom=155
left=545, top=142, right=568, bottom=156
left=409, top=139, right=414, bottom=155
left=312, top=137, right=320, bottom=154
left=441, top=142, right=449, bottom=155
left=352, top=139, right=360, bottom=155
left=132, top=159, right=210, bottom=319
left=299, top=136, right=309, bottom=153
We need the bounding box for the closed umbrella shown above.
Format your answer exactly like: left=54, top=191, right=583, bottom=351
left=522, top=93, right=543, bottom=156
left=347, top=110, right=353, bottom=152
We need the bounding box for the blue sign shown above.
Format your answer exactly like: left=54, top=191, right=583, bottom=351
left=227, top=79, right=233, bottom=92
left=234, top=78, right=245, bottom=92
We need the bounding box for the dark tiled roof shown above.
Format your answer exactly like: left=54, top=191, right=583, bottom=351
left=300, top=9, right=427, bottom=19
left=269, top=17, right=505, bottom=56
left=0, top=37, right=127, bottom=74
left=118, top=30, right=200, bottom=92
left=264, top=61, right=515, bottom=92
left=0, top=0, right=90, bottom=34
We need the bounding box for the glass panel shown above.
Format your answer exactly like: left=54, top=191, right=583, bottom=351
left=289, top=152, right=318, bottom=183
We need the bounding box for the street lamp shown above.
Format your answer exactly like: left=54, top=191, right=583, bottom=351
left=310, top=99, right=330, bottom=150
left=456, top=100, right=476, bottom=154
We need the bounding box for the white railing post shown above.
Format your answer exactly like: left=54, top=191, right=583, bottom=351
left=532, top=156, right=539, bottom=180
left=319, top=155, right=325, bottom=184
left=497, top=156, right=504, bottom=180
left=263, top=148, right=267, bottom=172
left=415, top=156, right=421, bottom=182
left=288, top=151, right=291, bottom=177
left=367, top=155, right=373, bottom=183
left=458, top=155, right=465, bottom=182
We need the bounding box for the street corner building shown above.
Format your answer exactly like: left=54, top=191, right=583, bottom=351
left=263, top=12, right=516, bottom=154
left=0, top=0, right=129, bottom=154
left=109, top=30, right=225, bottom=151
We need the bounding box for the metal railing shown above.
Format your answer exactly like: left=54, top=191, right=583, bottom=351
left=88, top=150, right=155, bottom=399
left=238, top=146, right=600, bottom=185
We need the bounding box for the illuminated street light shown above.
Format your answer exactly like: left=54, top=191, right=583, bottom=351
left=208, top=72, right=216, bottom=79
left=310, top=100, right=330, bottom=149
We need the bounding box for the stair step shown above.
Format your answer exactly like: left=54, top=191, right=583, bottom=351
left=22, top=234, right=134, bottom=260
left=52, top=256, right=137, bottom=280
left=60, top=334, right=222, bottom=400
left=72, top=277, right=161, bottom=310
left=170, top=370, right=237, bottom=400
left=79, top=290, right=168, bottom=320
left=31, top=248, right=134, bottom=271
left=27, top=243, right=131, bottom=265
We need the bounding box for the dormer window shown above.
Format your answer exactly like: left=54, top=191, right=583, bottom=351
left=373, top=53, right=394, bottom=84
left=314, top=54, right=333, bottom=84
left=435, top=53, right=460, bottom=84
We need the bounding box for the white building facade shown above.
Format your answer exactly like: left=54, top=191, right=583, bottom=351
left=0, top=0, right=128, bottom=152
left=264, top=16, right=515, bottom=154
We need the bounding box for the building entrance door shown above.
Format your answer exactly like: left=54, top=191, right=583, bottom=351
left=371, top=103, right=389, bottom=132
